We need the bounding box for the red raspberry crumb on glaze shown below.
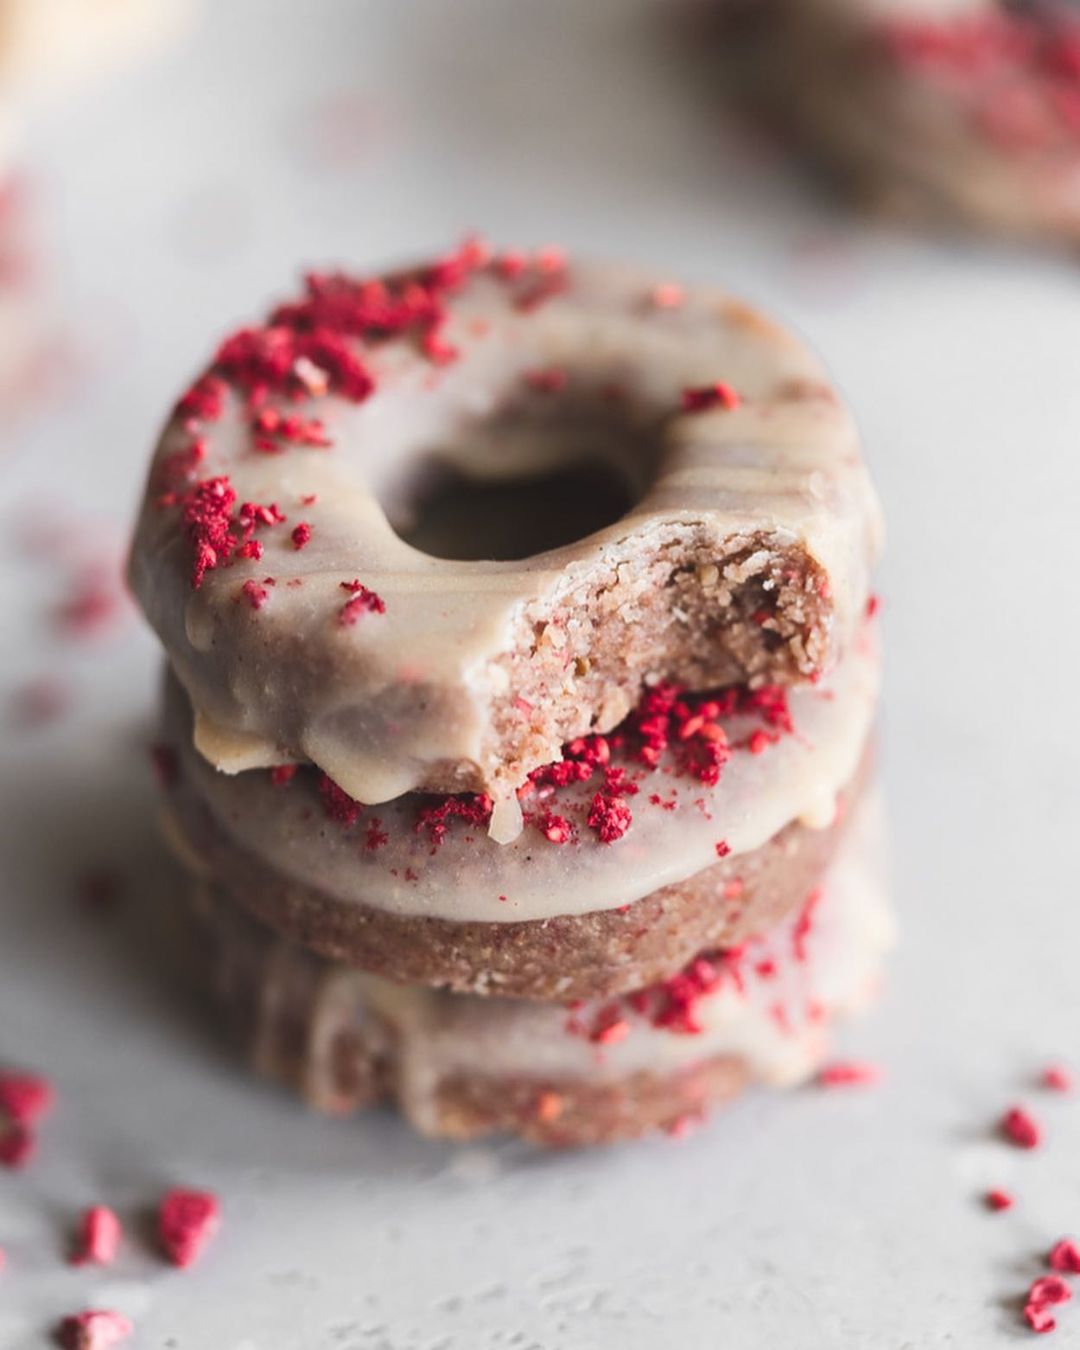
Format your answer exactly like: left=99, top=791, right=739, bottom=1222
left=71, top=1206, right=122, bottom=1267
left=338, top=580, right=386, bottom=625
left=239, top=579, right=270, bottom=610
left=681, top=382, right=742, bottom=413
left=816, top=1060, right=882, bottom=1088
left=984, top=1189, right=1014, bottom=1212
left=157, top=1188, right=220, bottom=1268
left=1050, top=1239, right=1080, bottom=1274
left=319, top=774, right=363, bottom=827
left=291, top=521, right=312, bottom=550
left=57, top=1310, right=133, bottom=1350
left=1002, top=1105, right=1042, bottom=1149
left=0, top=1069, right=54, bottom=1125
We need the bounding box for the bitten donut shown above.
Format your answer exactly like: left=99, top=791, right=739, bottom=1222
left=128, top=242, right=882, bottom=837
left=157, top=616, right=879, bottom=1000
left=728, top=0, right=1080, bottom=243
left=175, top=800, right=892, bottom=1147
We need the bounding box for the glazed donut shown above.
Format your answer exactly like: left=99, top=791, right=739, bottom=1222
left=728, top=0, right=1080, bottom=243
left=157, top=615, right=879, bottom=1000
left=128, top=243, right=882, bottom=837
left=176, top=797, right=892, bottom=1146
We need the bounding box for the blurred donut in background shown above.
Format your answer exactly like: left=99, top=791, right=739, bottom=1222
left=723, top=0, right=1080, bottom=244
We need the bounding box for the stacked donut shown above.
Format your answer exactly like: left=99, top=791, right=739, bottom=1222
left=725, top=0, right=1080, bottom=245
left=129, top=241, right=889, bottom=1145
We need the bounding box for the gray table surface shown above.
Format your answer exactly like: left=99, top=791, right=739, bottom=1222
left=3, top=1, right=1080, bottom=1345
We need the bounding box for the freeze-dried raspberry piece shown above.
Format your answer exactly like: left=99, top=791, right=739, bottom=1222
left=1049, top=1239, right=1080, bottom=1274
left=71, top=1206, right=122, bottom=1266
left=1042, top=1064, right=1074, bottom=1093
left=681, top=382, right=741, bottom=413
left=57, top=1310, right=133, bottom=1350
left=817, top=1060, right=882, bottom=1088
left=157, top=1188, right=220, bottom=1268
left=984, top=1188, right=1014, bottom=1211
left=1001, top=1105, right=1042, bottom=1149
left=0, top=1069, right=54, bottom=1125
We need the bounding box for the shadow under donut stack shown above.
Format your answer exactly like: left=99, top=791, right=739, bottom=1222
left=129, top=239, right=889, bottom=1145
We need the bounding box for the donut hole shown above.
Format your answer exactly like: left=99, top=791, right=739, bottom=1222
left=392, top=461, right=633, bottom=562
left=383, top=399, right=664, bottom=562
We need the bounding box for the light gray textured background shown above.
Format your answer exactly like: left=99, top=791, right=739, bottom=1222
left=3, top=1, right=1080, bottom=1345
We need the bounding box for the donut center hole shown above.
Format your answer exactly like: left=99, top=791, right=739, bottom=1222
left=396, top=461, right=633, bottom=562
left=387, top=403, right=663, bottom=562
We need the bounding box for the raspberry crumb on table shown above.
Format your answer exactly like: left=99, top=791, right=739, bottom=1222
left=816, top=1060, right=882, bottom=1088
left=0, top=1069, right=54, bottom=1125
left=1042, top=1064, right=1074, bottom=1093
left=1050, top=1239, right=1080, bottom=1274
left=57, top=1309, right=133, bottom=1350
left=1001, top=1105, right=1042, bottom=1149
left=71, top=1206, right=122, bottom=1266
left=157, top=1188, right=220, bottom=1267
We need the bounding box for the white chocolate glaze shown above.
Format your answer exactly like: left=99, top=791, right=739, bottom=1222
left=286, top=796, right=892, bottom=1132
left=163, top=623, right=879, bottom=924
left=130, top=257, right=882, bottom=815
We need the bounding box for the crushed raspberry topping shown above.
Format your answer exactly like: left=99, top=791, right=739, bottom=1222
left=817, top=1060, right=882, bottom=1088
left=414, top=794, right=493, bottom=852
left=157, top=1188, right=220, bottom=1268
left=338, top=579, right=386, bottom=625
left=0, top=1069, right=54, bottom=1125
left=876, top=12, right=1080, bottom=152
left=1002, top=1105, right=1042, bottom=1149
left=240, top=579, right=270, bottom=609
left=270, top=764, right=298, bottom=787
left=291, top=521, right=312, bottom=550
left=1025, top=1303, right=1058, bottom=1334
left=319, top=774, right=363, bottom=827
left=681, top=382, right=741, bottom=413
left=1043, top=1064, right=1074, bottom=1093
left=985, top=1189, right=1014, bottom=1212
left=71, top=1207, right=122, bottom=1267
left=537, top=810, right=574, bottom=844
left=586, top=791, right=632, bottom=843
left=174, top=476, right=288, bottom=589
left=1050, top=1240, right=1080, bottom=1274
left=57, top=1310, right=133, bottom=1350
left=307, top=672, right=794, bottom=855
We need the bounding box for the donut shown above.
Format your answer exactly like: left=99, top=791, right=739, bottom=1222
left=726, top=0, right=1080, bottom=243
left=174, top=797, right=892, bottom=1146
left=128, top=242, right=882, bottom=837
left=157, top=614, right=879, bottom=1000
